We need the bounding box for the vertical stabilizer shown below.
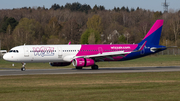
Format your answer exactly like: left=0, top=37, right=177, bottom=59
left=139, top=20, right=164, bottom=46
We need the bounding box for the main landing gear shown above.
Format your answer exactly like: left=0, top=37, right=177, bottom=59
left=21, top=63, right=26, bottom=71
left=91, top=65, right=99, bottom=70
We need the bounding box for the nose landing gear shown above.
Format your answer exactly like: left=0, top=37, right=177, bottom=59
left=21, top=63, right=26, bottom=71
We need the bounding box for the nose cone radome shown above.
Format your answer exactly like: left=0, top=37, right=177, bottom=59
left=3, top=54, right=7, bottom=60
left=3, top=53, right=11, bottom=61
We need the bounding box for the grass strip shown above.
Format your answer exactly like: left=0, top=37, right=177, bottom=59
left=0, top=72, right=180, bottom=101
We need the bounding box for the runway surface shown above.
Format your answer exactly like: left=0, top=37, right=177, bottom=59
left=1, top=66, right=180, bottom=76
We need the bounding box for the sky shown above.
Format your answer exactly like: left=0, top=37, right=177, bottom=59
left=0, top=0, right=180, bottom=12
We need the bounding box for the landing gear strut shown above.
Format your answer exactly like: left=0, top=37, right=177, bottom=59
left=91, top=65, right=98, bottom=70
left=21, top=63, right=26, bottom=71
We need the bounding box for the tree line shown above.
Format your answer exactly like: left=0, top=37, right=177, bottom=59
left=0, top=2, right=180, bottom=50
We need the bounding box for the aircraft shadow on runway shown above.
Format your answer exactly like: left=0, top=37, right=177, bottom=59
left=72, top=66, right=180, bottom=71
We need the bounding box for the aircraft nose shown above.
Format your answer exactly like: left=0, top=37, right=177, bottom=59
left=3, top=53, right=9, bottom=61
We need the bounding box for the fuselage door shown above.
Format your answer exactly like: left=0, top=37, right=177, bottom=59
left=58, top=47, right=62, bottom=58
left=24, top=47, right=29, bottom=57
left=98, top=47, right=103, bottom=54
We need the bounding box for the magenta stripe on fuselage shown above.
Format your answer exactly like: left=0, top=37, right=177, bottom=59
left=76, top=44, right=138, bottom=57
left=143, top=20, right=163, bottom=40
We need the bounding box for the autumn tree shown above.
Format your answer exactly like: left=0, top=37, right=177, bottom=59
left=119, top=35, right=127, bottom=44
left=80, top=29, right=90, bottom=44
left=45, top=17, right=62, bottom=44
left=88, top=32, right=95, bottom=44
left=154, top=11, right=162, bottom=19
left=61, top=19, right=80, bottom=44
left=81, top=15, right=102, bottom=44
left=80, top=29, right=100, bottom=44
left=0, top=25, right=14, bottom=50
left=87, top=15, right=103, bottom=33
left=12, top=18, right=42, bottom=45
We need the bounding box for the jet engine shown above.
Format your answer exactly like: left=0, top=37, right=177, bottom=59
left=72, top=58, right=95, bottom=67
left=50, top=62, right=71, bottom=66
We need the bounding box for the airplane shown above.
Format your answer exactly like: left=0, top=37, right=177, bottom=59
left=3, top=20, right=167, bottom=71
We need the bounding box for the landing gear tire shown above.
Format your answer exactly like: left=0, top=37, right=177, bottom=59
left=21, top=62, right=26, bottom=71
left=76, top=67, right=82, bottom=69
left=91, top=65, right=98, bottom=70
left=21, top=67, right=26, bottom=71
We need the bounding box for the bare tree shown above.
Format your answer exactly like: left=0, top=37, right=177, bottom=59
left=170, top=14, right=180, bottom=46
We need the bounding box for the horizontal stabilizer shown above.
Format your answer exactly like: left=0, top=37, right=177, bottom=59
left=151, top=46, right=177, bottom=52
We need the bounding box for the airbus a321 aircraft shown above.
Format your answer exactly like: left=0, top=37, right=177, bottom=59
left=3, top=20, right=167, bottom=71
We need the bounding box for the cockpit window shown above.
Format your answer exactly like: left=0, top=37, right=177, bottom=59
left=9, top=50, right=19, bottom=53
left=9, top=50, right=13, bottom=52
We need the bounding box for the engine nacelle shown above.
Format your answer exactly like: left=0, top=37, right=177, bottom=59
left=50, top=62, right=71, bottom=66
left=72, top=58, right=95, bottom=67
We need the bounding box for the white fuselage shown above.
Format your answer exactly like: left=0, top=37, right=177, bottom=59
left=3, top=45, right=81, bottom=63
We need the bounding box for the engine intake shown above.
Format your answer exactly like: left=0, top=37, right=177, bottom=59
left=73, top=58, right=95, bottom=67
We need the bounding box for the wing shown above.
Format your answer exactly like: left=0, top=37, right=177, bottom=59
left=74, top=51, right=131, bottom=61
left=74, top=41, right=147, bottom=61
